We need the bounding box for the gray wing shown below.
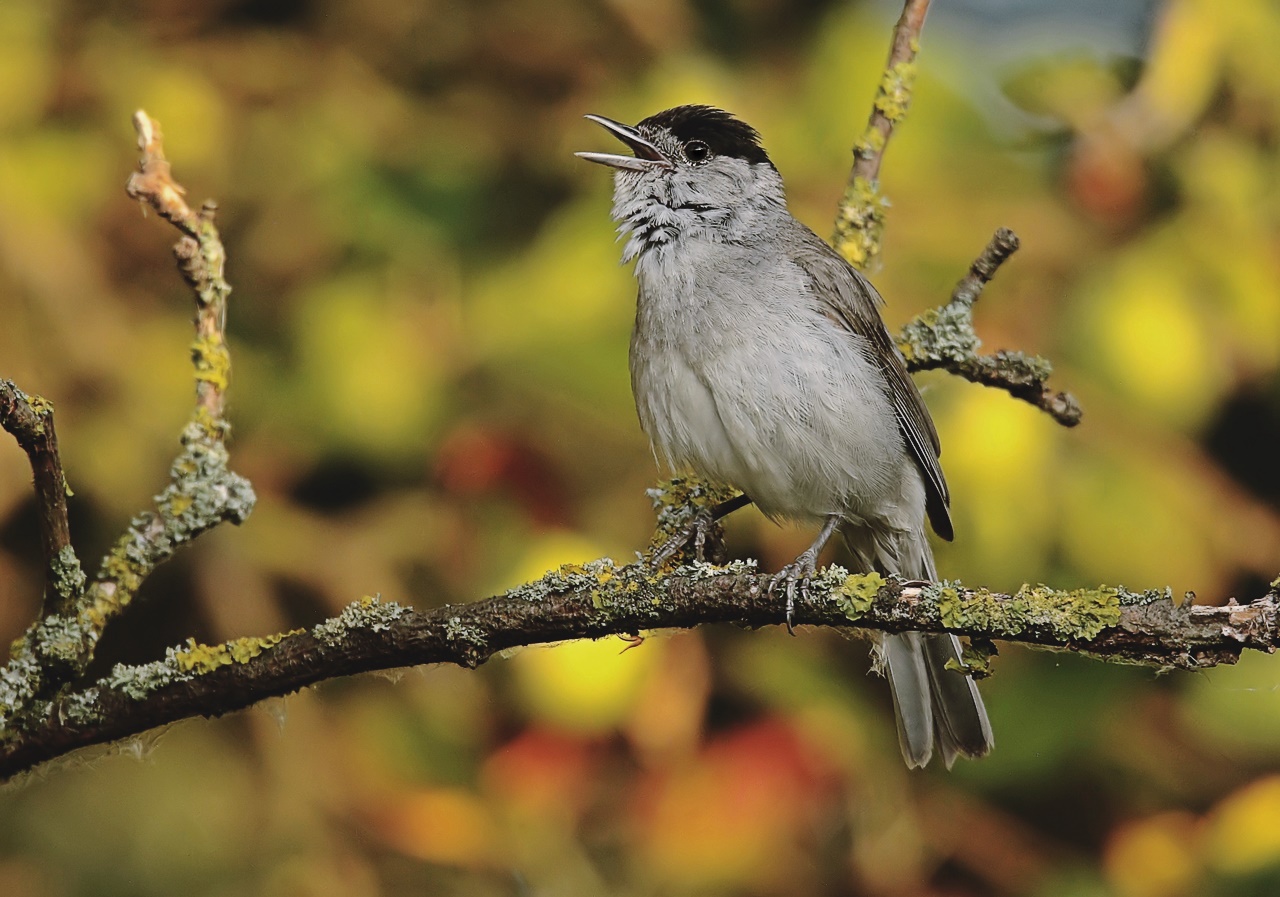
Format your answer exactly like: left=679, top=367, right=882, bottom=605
left=787, top=221, right=953, bottom=541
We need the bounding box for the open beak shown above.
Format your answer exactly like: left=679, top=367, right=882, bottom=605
left=575, top=114, right=674, bottom=172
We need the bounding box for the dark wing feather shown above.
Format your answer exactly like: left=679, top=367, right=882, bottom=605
left=787, top=222, right=953, bottom=541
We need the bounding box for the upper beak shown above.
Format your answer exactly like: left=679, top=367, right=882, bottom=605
left=575, top=114, right=674, bottom=172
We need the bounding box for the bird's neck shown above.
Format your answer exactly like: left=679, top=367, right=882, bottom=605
left=611, top=174, right=786, bottom=267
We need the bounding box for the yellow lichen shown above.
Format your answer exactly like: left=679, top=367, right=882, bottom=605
left=835, top=572, right=886, bottom=620
left=172, top=630, right=300, bottom=673
left=873, top=60, right=918, bottom=122
left=937, top=582, right=1122, bottom=642
left=852, top=128, right=887, bottom=160
left=832, top=176, right=888, bottom=270
left=191, top=333, right=230, bottom=390
left=27, top=394, right=54, bottom=417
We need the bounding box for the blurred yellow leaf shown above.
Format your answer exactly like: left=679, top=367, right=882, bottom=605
left=1084, top=245, right=1226, bottom=429
left=1060, top=446, right=1213, bottom=590
left=1104, top=811, right=1201, bottom=897
left=936, top=388, right=1056, bottom=583
left=511, top=636, right=660, bottom=734
left=505, top=533, right=661, bottom=733
left=291, top=274, right=447, bottom=456
left=1204, top=776, right=1280, bottom=875
left=0, top=4, right=53, bottom=129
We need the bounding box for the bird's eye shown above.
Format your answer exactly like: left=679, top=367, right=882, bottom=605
left=684, top=140, right=711, bottom=163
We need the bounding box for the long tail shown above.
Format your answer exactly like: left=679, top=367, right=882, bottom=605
left=844, top=527, right=994, bottom=769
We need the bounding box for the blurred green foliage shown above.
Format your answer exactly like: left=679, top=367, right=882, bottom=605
left=2, top=0, right=1280, bottom=895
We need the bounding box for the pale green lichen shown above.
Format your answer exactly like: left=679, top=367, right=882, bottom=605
left=898, top=303, right=982, bottom=365
left=645, top=477, right=739, bottom=566
left=670, top=559, right=758, bottom=581
left=505, top=558, right=624, bottom=603
left=105, top=656, right=185, bottom=701
left=312, top=595, right=410, bottom=646
left=51, top=545, right=86, bottom=604
left=852, top=128, right=886, bottom=161
left=29, top=614, right=91, bottom=666
left=444, top=616, right=487, bottom=652
left=946, top=638, right=999, bottom=679
left=0, top=651, right=41, bottom=731
left=1117, top=586, right=1175, bottom=606
left=60, top=688, right=101, bottom=724
left=25, top=393, right=55, bottom=421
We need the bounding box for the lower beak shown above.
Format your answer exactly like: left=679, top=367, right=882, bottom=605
left=575, top=114, right=674, bottom=172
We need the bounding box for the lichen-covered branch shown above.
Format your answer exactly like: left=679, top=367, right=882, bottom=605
left=0, top=381, right=83, bottom=617
left=1, top=563, right=1276, bottom=781
left=898, top=228, right=1083, bottom=426
left=831, top=0, right=931, bottom=269
left=73, top=111, right=254, bottom=657
left=824, top=4, right=1079, bottom=426
left=0, top=111, right=254, bottom=736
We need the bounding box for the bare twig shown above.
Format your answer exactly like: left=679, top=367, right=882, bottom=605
left=1, top=563, right=1275, bottom=781
left=0, top=382, right=83, bottom=616
left=950, top=227, right=1022, bottom=308
left=125, top=110, right=231, bottom=426
left=898, top=229, right=1083, bottom=427
left=831, top=0, right=931, bottom=269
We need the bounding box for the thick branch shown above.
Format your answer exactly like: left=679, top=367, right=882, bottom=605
left=831, top=0, right=931, bottom=269
left=2, top=563, right=1275, bottom=781
left=0, top=381, right=83, bottom=615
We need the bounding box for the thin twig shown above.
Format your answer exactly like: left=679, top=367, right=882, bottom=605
left=67, top=112, right=253, bottom=661
left=831, top=0, right=932, bottom=269
left=125, top=110, right=231, bottom=426
left=950, top=227, right=1021, bottom=308
left=0, top=381, right=83, bottom=616
left=897, top=229, right=1083, bottom=426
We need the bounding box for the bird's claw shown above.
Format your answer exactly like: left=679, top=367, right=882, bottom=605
left=769, top=549, right=819, bottom=636
left=650, top=507, right=720, bottom=569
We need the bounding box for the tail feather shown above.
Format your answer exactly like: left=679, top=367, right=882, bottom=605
left=883, top=632, right=934, bottom=768
left=845, top=526, right=994, bottom=768
left=921, top=633, right=994, bottom=767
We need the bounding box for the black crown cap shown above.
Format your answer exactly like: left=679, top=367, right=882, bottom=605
left=637, top=105, right=774, bottom=168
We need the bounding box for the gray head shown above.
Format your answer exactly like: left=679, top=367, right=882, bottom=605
left=576, top=105, right=787, bottom=262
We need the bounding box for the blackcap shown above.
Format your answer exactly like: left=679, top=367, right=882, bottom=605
left=577, top=105, right=992, bottom=768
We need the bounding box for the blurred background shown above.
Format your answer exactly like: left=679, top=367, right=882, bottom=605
left=2, top=0, right=1279, bottom=894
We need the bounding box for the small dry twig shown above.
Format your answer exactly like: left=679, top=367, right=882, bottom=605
left=899, top=228, right=1083, bottom=426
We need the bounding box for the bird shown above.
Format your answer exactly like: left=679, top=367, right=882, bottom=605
left=576, top=104, right=993, bottom=768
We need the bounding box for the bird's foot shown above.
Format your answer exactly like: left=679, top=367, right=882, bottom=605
left=769, top=548, right=820, bottom=636
left=649, top=507, right=723, bottom=569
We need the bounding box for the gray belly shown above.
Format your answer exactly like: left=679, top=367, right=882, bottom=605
left=629, top=292, right=910, bottom=524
